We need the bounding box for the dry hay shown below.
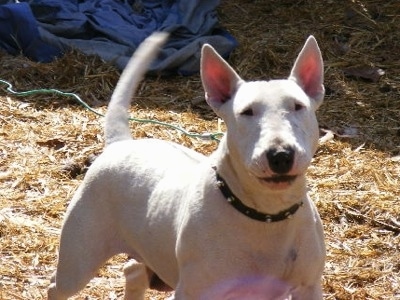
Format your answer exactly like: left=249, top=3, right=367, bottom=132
left=1, top=0, right=399, bottom=299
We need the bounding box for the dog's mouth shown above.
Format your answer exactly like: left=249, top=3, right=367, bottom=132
left=261, top=175, right=297, bottom=183
left=258, top=175, right=298, bottom=189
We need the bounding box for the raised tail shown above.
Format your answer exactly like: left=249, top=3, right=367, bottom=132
left=104, top=32, right=169, bottom=146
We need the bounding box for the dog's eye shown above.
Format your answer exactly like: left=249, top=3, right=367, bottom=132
left=241, top=108, right=254, bottom=116
left=294, top=103, right=304, bottom=111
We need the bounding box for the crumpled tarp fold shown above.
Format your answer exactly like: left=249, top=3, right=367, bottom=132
left=0, top=0, right=237, bottom=75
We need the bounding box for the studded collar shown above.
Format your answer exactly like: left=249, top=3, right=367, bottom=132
left=215, top=172, right=303, bottom=223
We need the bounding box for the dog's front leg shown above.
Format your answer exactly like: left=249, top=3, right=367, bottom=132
left=296, top=283, right=323, bottom=300
left=123, top=260, right=150, bottom=300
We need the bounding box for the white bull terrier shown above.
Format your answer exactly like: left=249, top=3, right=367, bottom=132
left=48, top=32, right=326, bottom=299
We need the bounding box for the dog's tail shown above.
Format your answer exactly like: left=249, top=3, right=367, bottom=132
left=104, top=32, right=168, bottom=146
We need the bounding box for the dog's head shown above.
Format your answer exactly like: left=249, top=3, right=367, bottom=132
left=201, top=37, right=324, bottom=190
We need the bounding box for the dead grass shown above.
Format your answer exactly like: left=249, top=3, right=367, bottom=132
left=1, top=0, right=400, bottom=299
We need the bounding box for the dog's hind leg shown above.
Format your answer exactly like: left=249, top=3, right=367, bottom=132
left=123, top=260, right=151, bottom=300
left=48, top=191, right=122, bottom=299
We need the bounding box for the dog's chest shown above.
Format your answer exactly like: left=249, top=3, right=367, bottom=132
left=238, top=225, right=317, bottom=280
left=181, top=194, right=321, bottom=279
left=242, top=215, right=324, bottom=285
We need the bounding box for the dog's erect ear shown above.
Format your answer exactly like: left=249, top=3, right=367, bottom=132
left=289, top=36, right=324, bottom=108
left=201, top=44, right=242, bottom=110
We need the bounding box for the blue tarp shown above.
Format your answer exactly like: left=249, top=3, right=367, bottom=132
left=0, top=0, right=237, bottom=75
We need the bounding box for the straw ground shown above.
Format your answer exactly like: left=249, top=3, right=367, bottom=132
left=1, top=1, right=399, bottom=299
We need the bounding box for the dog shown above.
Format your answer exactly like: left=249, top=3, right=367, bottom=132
left=48, top=32, right=326, bottom=299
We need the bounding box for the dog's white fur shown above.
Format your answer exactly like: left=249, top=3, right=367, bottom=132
left=48, top=32, right=325, bottom=299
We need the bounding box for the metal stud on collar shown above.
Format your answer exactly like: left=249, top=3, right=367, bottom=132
left=215, top=172, right=303, bottom=223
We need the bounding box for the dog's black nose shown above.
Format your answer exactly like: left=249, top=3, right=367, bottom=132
left=266, top=147, right=295, bottom=174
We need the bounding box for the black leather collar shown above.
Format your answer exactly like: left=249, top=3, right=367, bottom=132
left=216, top=172, right=303, bottom=223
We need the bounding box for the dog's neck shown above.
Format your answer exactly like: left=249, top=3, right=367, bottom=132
left=210, top=139, right=308, bottom=215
